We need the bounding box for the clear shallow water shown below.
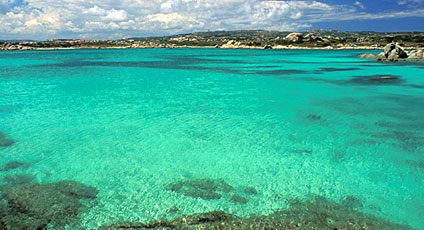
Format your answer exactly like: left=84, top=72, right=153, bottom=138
left=0, top=48, right=424, bottom=229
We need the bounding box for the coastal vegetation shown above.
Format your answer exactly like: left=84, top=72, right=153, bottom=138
left=1, top=30, right=423, bottom=50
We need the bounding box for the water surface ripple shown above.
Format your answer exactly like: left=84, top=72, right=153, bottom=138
left=0, top=48, right=423, bottom=229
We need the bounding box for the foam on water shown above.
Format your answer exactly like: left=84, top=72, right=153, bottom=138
left=0, top=48, right=423, bottom=229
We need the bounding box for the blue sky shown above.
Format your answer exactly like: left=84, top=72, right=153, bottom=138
left=0, top=0, right=423, bottom=40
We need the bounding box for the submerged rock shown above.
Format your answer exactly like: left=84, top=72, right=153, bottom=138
left=406, top=160, right=424, bottom=170
left=358, top=53, right=377, bottom=59
left=350, top=75, right=404, bottom=85
left=181, top=189, right=222, bottom=200
left=230, top=194, right=248, bottom=204
left=54, top=180, right=99, bottom=199
left=367, top=130, right=424, bottom=152
left=0, top=139, right=14, bottom=147
left=100, top=195, right=412, bottom=230
left=165, top=178, right=233, bottom=200
left=307, top=114, right=322, bottom=120
left=243, top=186, right=258, bottom=195
left=281, top=195, right=411, bottom=230
left=1, top=161, right=31, bottom=171
left=293, top=149, right=313, bottom=154
left=100, top=211, right=236, bottom=230
left=341, top=196, right=363, bottom=210
left=0, top=132, right=14, bottom=148
left=167, top=206, right=179, bottom=212
left=0, top=180, right=98, bottom=229
left=3, top=174, right=35, bottom=185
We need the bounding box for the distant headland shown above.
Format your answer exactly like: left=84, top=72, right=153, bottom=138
left=1, top=30, right=423, bottom=51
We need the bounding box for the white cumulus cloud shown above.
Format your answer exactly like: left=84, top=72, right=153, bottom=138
left=0, top=0, right=422, bottom=40
left=354, top=1, right=366, bottom=9
left=399, top=0, right=424, bottom=4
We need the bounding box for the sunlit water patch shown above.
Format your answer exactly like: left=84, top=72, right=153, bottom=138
left=0, top=48, right=423, bottom=229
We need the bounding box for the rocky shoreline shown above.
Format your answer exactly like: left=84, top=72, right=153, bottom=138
left=2, top=30, right=423, bottom=51
left=0, top=42, right=419, bottom=51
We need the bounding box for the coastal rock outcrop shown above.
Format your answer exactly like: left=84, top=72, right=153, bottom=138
left=359, top=42, right=423, bottom=62
left=0, top=42, right=33, bottom=51
left=220, top=40, right=242, bottom=49
left=384, top=42, right=408, bottom=61
left=408, top=49, right=423, bottom=59
left=0, top=42, right=6, bottom=50
left=376, top=52, right=386, bottom=60
left=284, top=32, right=303, bottom=42
left=263, top=44, right=273, bottom=49
left=304, top=33, right=319, bottom=42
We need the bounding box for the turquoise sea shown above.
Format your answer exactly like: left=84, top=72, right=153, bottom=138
left=0, top=48, right=424, bottom=229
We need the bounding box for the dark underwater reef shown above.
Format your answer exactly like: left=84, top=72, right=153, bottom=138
left=100, top=195, right=412, bottom=230
left=0, top=132, right=14, bottom=148
left=0, top=161, right=31, bottom=172
left=101, top=178, right=412, bottom=230
left=0, top=176, right=414, bottom=229
left=0, top=180, right=98, bottom=229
